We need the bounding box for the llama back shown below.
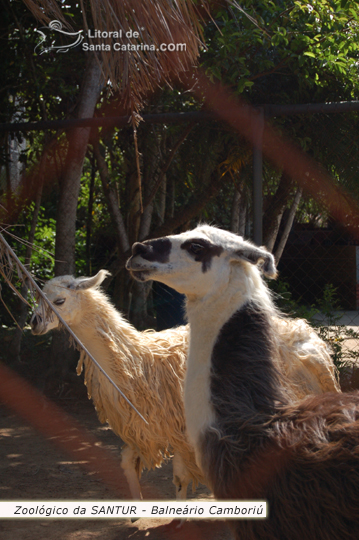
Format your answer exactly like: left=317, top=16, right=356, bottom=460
left=272, top=316, right=340, bottom=397
left=198, top=302, right=359, bottom=540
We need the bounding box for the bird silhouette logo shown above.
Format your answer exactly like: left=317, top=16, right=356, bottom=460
left=35, top=20, right=84, bottom=55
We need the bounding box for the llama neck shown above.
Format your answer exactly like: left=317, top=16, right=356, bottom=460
left=184, top=289, right=287, bottom=468
left=210, top=301, right=288, bottom=422
left=71, top=293, right=142, bottom=376
left=199, top=300, right=290, bottom=498
left=183, top=274, right=255, bottom=456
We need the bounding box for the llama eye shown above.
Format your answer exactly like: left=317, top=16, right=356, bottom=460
left=189, top=243, right=205, bottom=255
left=53, top=298, right=65, bottom=305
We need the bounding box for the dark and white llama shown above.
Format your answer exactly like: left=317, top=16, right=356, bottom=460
left=127, top=224, right=359, bottom=540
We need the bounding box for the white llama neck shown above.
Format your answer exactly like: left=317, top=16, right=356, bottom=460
left=183, top=262, right=274, bottom=461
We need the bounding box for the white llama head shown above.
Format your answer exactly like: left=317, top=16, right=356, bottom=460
left=126, top=225, right=276, bottom=298
left=30, top=270, right=110, bottom=335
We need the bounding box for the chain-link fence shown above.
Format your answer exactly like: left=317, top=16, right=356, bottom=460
left=267, top=110, right=359, bottom=387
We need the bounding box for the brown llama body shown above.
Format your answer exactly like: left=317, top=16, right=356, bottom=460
left=202, top=302, right=359, bottom=540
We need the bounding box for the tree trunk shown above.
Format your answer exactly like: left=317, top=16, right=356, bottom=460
left=266, top=212, right=284, bottom=253
left=86, top=152, right=96, bottom=275
left=230, top=182, right=248, bottom=236
left=131, top=279, right=155, bottom=330
left=50, top=55, right=103, bottom=383
left=165, top=177, right=175, bottom=220
left=238, top=194, right=247, bottom=237
left=54, top=55, right=103, bottom=276
left=231, top=188, right=241, bottom=233
left=133, top=126, right=194, bottom=326
left=274, top=187, right=302, bottom=263
left=93, top=141, right=130, bottom=254
left=138, top=198, right=154, bottom=241
left=128, top=170, right=142, bottom=247
left=137, top=127, right=160, bottom=242
left=151, top=170, right=225, bottom=239
left=157, top=174, right=167, bottom=225
left=263, top=172, right=294, bottom=249
left=141, top=122, right=195, bottom=215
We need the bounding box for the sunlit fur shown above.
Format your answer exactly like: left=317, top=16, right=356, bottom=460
left=31, top=271, right=202, bottom=501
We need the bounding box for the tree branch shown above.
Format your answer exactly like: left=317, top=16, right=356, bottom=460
left=93, top=140, right=130, bottom=254
left=150, top=170, right=226, bottom=239
left=141, top=121, right=196, bottom=214
left=274, top=187, right=303, bottom=263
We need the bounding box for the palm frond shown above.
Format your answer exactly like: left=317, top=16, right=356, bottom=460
left=23, top=0, right=208, bottom=113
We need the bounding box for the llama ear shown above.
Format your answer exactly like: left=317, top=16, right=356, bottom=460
left=71, top=270, right=111, bottom=290
left=234, top=245, right=277, bottom=278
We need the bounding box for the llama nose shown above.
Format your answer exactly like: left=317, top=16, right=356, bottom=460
left=30, top=313, right=42, bottom=328
left=132, top=242, right=151, bottom=257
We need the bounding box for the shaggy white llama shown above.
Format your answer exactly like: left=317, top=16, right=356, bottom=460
left=30, top=270, right=201, bottom=501
left=127, top=225, right=359, bottom=540
left=31, top=264, right=339, bottom=503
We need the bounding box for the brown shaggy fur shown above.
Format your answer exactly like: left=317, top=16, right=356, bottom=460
left=228, top=391, right=359, bottom=540
left=203, top=302, right=359, bottom=540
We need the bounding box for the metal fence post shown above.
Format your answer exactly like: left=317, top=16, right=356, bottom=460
left=253, top=107, right=264, bottom=246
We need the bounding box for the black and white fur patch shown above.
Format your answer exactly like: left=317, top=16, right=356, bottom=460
left=180, top=238, right=223, bottom=273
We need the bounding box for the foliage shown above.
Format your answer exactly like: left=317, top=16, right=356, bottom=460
left=0, top=0, right=86, bottom=127
left=270, top=277, right=320, bottom=321
left=0, top=202, right=55, bottom=327
left=200, top=1, right=359, bottom=238
left=315, top=284, right=359, bottom=374
left=2, top=0, right=359, bottom=333
left=24, top=0, right=207, bottom=114
left=6, top=203, right=56, bottom=281
left=202, top=0, right=359, bottom=102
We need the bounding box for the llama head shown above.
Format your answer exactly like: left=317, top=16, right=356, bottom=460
left=30, top=270, right=110, bottom=335
left=126, top=225, right=277, bottom=298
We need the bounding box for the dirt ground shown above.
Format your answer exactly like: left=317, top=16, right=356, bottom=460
left=0, top=394, right=232, bottom=540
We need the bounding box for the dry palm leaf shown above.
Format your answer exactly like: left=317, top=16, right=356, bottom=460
left=23, top=0, right=208, bottom=115
left=23, top=0, right=208, bottom=213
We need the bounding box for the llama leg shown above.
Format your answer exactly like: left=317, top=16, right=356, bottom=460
left=173, top=453, right=191, bottom=501
left=172, top=453, right=192, bottom=528
left=121, top=445, right=143, bottom=500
